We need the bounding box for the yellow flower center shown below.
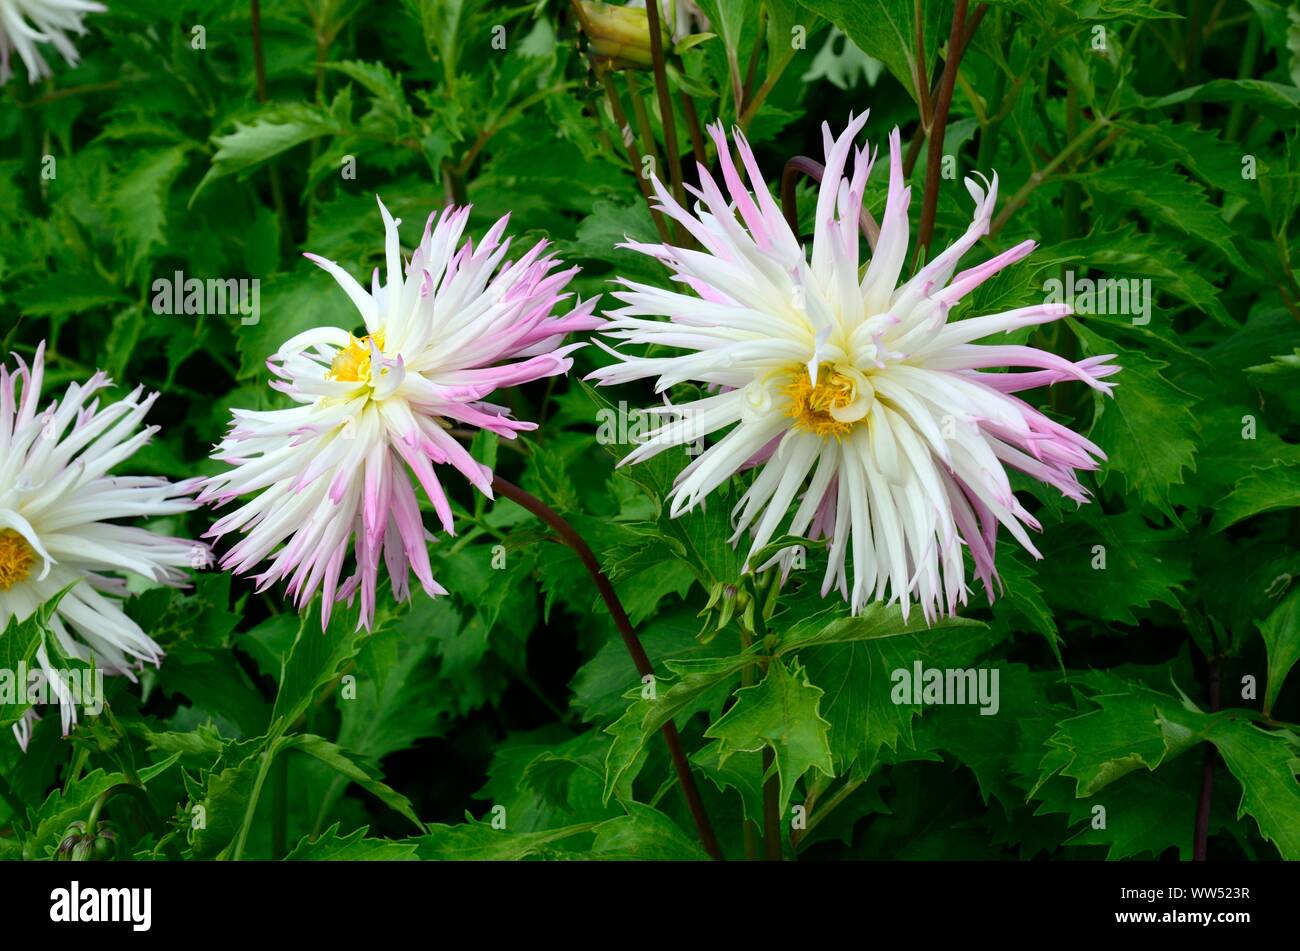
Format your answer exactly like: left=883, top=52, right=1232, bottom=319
left=781, top=363, right=871, bottom=439
left=327, top=332, right=386, bottom=384
left=0, top=529, right=34, bottom=592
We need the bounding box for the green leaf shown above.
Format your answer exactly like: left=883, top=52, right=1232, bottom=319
left=590, top=801, right=710, bottom=860
left=1147, top=79, right=1300, bottom=126
left=0, top=589, right=67, bottom=730
left=13, top=270, right=127, bottom=318
left=1257, top=584, right=1300, bottom=717
left=194, top=105, right=342, bottom=203
left=1072, top=159, right=1252, bottom=276
left=24, top=769, right=126, bottom=859
left=778, top=602, right=985, bottom=653
left=1210, top=461, right=1300, bottom=532
left=1043, top=226, right=1233, bottom=328
left=270, top=603, right=368, bottom=731
left=803, top=622, right=1004, bottom=778
left=1209, top=721, right=1300, bottom=860
left=285, top=823, right=419, bottom=860
left=798, top=0, right=933, bottom=103
left=1073, top=321, right=1199, bottom=517
left=190, top=745, right=267, bottom=860
left=1030, top=509, right=1192, bottom=625
left=1042, top=686, right=1207, bottom=797
left=284, top=733, right=424, bottom=832
left=235, top=266, right=360, bottom=378
left=602, top=652, right=756, bottom=801
left=110, top=145, right=189, bottom=282
left=413, top=819, right=599, bottom=860
left=703, top=657, right=834, bottom=815
left=694, top=0, right=759, bottom=106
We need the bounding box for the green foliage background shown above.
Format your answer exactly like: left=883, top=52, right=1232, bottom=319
left=1, top=0, right=1299, bottom=861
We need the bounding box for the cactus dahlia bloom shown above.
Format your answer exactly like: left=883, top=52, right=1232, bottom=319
left=201, top=198, right=600, bottom=631
left=0, top=0, right=105, bottom=84
left=589, top=113, right=1119, bottom=621
left=0, top=344, right=204, bottom=749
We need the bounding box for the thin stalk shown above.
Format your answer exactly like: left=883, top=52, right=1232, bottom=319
left=763, top=746, right=780, bottom=860
left=781, top=157, right=880, bottom=250
left=643, top=0, right=687, bottom=239
left=737, top=71, right=781, bottom=132
left=913, top=0, right=932, bottom=127
left=232, top=744, right=279, bottom=862
left=903, top=2, right=987, bottom=181
left=250, top=0, right=292, bottom=257
left=87, top=783, right=184, bottom=861
left=744, top=577, right=781, bottom=862
left=624, top=73, right=663, bottom=179
left=737, top=624, right=760, bottom=861
left=740, top=7, right=767, bottom=109
left=914, top=0, right=970, bottom=268
left=989, top=116, right=1107, bottom=235
left=599, top=68, right=673, bottom=243
left=903, top=122, right=926, bottom=179
left=21, top=81, right=124, bottom=106
left=680, top=92, right=707, bottom=168
left=271, top=748, right=288, bottom=860
left=792, top=777, right=863, bottom=849
left=1224, top=19, right=1260, bottom=142
left=251, top=0, right=269, bottom=101
left=1193, top=659, right=1222, bottom=861
left=492, top=476, right=723, bottom=860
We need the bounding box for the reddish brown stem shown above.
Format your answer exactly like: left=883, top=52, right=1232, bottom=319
left=251, top=0, right=269, bottom=101
left=643, top=0, right=686, bottom=225
left=781, top=157, right=879, bottom=250
left=491, top=476, right=723, bottom=861
left=903, top=3, right=986, bottom=180
left=1193, top=659, right=1222, bottom=861
left=914, top=0, right=970, bottom=268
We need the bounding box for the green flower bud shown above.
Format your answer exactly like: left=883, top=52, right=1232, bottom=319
left=574, top=1, right=669, bottom=69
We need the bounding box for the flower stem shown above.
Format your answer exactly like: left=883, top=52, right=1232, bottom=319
left=913, top=0, right=971, bottom=268
left=791, top=776, right=863, bottom=850
left=913, top=0, right=933, bottom=128
left=271, top=747, right=289, bottom=860
left=780, top=157, right=879, bottom=250
left=598, top=67, right=673, bottom=244
left=250, top=0, right=292, bottom=259
left=762, top=746, right=781, bottom=860
left=1194, top=658, right=1222, bottom=861
left=643, top=0, right=687, bottom=237
left=988, top=116, right=1108, bottom=235
left=88, top=783, right=185, bottom=861
left=491, top=476, right=723, bottom=860
left=680, top=93, right=707, bottom=168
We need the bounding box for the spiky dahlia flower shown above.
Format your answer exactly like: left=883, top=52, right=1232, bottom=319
left=200, top=198, right=600, bottom=631
left=0, top=0, right=105, bottom=85
left=590, top=114, right=1119, bottom=621
left=0, top=343, right=204, bottom=749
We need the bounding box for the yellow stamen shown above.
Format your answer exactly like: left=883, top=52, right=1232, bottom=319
left=0, top=529, right=34, bottom=592
left=327, top=332, right=386, bottom=384
left=781, top=363, right=862, bottom=439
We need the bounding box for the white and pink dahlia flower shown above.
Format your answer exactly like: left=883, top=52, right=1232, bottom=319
left=200, top=198, right=600, bottom=631
left=590, top=113, right=1119, bottom=622
left=0, top=0, right=105, bottom=84
left=0, top=343, right=204, bottom=748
